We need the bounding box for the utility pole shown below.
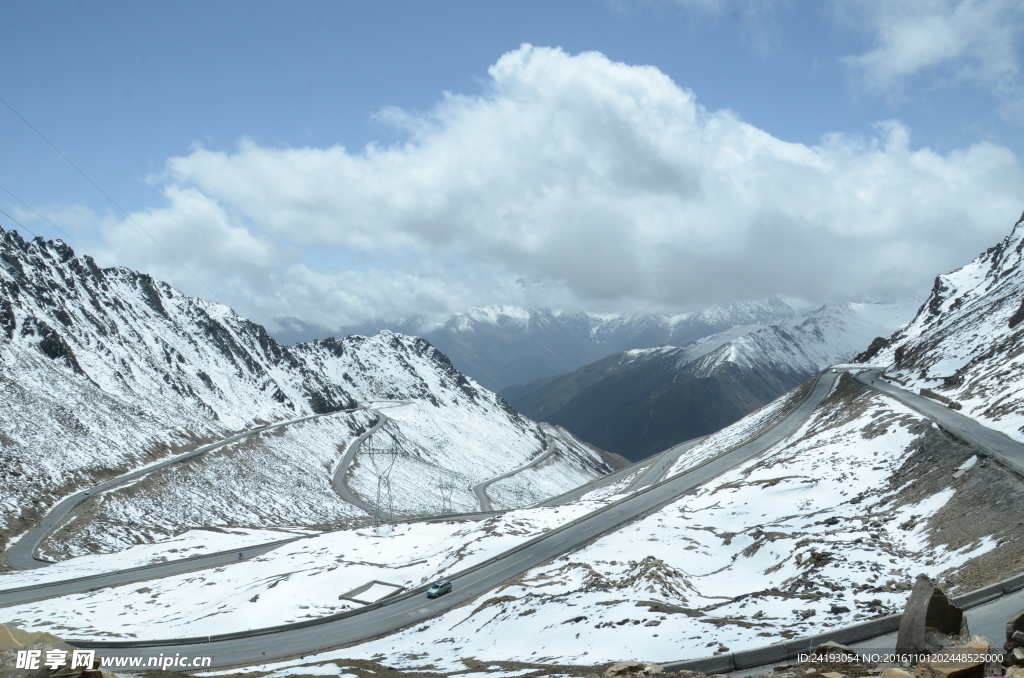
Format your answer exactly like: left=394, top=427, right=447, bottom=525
left=364, top=429, right=399, bottom=533
left=437, top=477, right=456, bottom=514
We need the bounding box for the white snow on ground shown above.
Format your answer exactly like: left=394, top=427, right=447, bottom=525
left=347, top=399, right=545, bottom=514
left=0, top=503, right=610, bottom=639
left=666, top=383, right=807, bottom=478
left=484, top=426, right=615, bottom=510
left=5, top=385, right=999, bottom=671
left=0, top=229, right=610, bottom=558
left=38, top=413, right=372, bottom=559
left=263, top=388, right=991, bottom=672
left=869, top=217, right=1024, bottom=442
left=0, top=528, right=306, bottom=590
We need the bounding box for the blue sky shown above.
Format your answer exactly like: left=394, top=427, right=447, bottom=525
left=3, top=1, right=1024, bottom=330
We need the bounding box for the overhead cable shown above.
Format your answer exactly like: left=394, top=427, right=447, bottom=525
left=0, top=207, right=41, bottom=240
left=0, top=94, right=223, bottom=303
left=0, top=182, right=109, bottom=267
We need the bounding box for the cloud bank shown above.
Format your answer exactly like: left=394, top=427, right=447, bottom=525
left=62, top=45, right=1024, bottom=329
left=837, top=0, right=1024, bottom=112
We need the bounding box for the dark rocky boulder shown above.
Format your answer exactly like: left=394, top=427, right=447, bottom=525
left=895, top=574, right=968, bottom=656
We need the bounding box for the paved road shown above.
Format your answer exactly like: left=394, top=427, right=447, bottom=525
left=472, top=434, right=551, bottom=511
left=857, top=368, right=1024, bottom=478
left=624, top=436, right=707, bottom=492
left=331, top=412, right=389, bottom=517
left=854, top=369, right=1024, bottom=646
left=68, top=371, right=839, bottom=667
left=537, top=456, right=656, bottom=506
left=3, top=411, right=347, bottom=570
left=0, top=538, right=301, bottom=608
left=0, top=401, right=648, bottom=606
left=666, top=367, right=1024, bottom=673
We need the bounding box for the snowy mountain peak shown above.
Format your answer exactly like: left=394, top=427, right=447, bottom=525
left=2, top=228, right=612, bottom=556
left=292, top=298, right=804, bottom=392
left=859, top=213, right=1024, bottom=441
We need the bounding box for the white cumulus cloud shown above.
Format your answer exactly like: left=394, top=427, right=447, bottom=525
left=68, top=44, right=1024, bottom=330
left=836, top=0, right=1024, bottom=104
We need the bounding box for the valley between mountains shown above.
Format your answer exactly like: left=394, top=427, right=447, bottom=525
left=5, top=215, right=1024, bottom=676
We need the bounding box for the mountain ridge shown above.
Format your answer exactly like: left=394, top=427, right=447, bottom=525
left=505, top=299, right=919, bottom=460
left=0, top=227, right=607, bottom=557
left=274, top=298, right=803, bottom=391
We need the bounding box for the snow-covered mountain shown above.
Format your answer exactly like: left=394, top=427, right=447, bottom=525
left=0, top=228, right=609, bottom=557
left=506, top=299, right=919, bottom=460
left=859, top=212, right=1024, bottom=442
left=274, top=299, right=801, bottom=392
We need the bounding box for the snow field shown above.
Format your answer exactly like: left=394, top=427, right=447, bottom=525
left=36, top=411, right=375, bottom=559
left=318, top=388, right=995, bottom=670
left=484, top=426, right=615, bottom=510
left=0, top=504, right=605, bottom=639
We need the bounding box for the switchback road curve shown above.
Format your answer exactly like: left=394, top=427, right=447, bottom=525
left=66, top=371, right=840, bottom=668
left=3, top=410, right=353, bottom=571
left=472, top=433, right=550, bottom=511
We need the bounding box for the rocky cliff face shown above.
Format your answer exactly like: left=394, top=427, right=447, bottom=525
left=859, top=213, right=1024, bottom=441
left=0, top=228, right=600, bottom=552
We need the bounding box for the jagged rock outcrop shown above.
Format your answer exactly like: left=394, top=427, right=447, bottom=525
left=0, top=228, right=604, bottom=550
left=862, top=214, right=1024, bottom=442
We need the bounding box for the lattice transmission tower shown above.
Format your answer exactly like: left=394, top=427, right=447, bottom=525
left=363, top=431, right=400, bottom=532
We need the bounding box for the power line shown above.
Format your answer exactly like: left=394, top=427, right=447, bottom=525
left=0, top=207, right=40, bottom=241
left=0, top=94, right=223, bottom=304
left=0, top=182, right=109, bottom=268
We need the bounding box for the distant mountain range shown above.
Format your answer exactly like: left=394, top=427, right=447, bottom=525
left=274, top=298, right=802, bottom=392
left=503, top=300, right=920, bottom=461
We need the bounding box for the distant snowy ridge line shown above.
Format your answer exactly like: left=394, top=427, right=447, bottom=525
left=67, top=369, right=832, bottom=649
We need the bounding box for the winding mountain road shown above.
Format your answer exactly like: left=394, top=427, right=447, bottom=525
left=471, top=433, right=551, bottom=511
left=3, top=410, right=350, bottom=571
left=0, top=537, right=302, bottom=608
left=16, top=364, right=1021, bottom=674
left=624, top=435, right=707, bottom=491
left=664, top=367, right=1024, bottom=673
left=857, top=368, right=1024, bottom=478
left=331, top=409, right=392, bottom=517
left=62, top=371, right=840, bottom=667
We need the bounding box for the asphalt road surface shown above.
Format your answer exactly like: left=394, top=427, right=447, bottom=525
left=857, top=368, right=1024, bottom=478
left=331, top=412, right=389, bottom=517
left=719, top=367, right=1024, bottom=672
left=472, top=434, right=551, bottom=511
left=853, top=368, right=1024, bottom=648
left=0, top=402, right=661, bottom=605
left=32, top=366, right=1024, bottom=673
left=624, top=436, right=707, bottom=492
left=537, top=456, right=656, bottom=506
left=68, top=371, right=839, bottom=667
left=3, top=411, right=342, bottom=570
left=0, top=538, right=301, bottom=608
